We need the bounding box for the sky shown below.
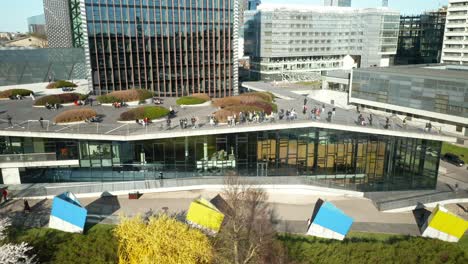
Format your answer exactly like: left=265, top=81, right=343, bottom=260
left=0, top=0, right=449, bottom=32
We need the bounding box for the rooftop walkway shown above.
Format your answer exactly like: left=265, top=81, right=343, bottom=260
left=0, top=83, right=455, bottom=142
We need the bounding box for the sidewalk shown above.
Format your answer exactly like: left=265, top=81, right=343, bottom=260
left=0, top=190, right=426, bottom=236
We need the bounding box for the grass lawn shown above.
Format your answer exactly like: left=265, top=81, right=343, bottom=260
left=6, top=224, right=117, bottom=264
left=278, top=232, right=468, bottom=264
left=442, top=142, right=468, bottom=163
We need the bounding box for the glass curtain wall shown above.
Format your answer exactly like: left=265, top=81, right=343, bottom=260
left=3, top=128, right=441, bottom=192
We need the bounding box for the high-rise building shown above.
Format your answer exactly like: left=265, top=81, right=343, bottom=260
left=382, top=0, right=389, bottom=7
left=27, top=14, right=46, bottom=36
left=324, top=0, right=352, bottom=7
left=395, top=8, right=447, bottom=65
left=43, top=0, right=239, bottom=97
left=244, top=5, right=400, bottom=81
left=441, top=0, right=468, bottom=65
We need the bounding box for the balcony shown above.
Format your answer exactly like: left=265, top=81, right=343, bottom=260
left=0, top=153, right=57, bottom=163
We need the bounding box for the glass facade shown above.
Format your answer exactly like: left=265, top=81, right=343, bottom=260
left=395, top=10, right=446, bottom=65
left=84, top=0, right=236, bottom=97
left=243, top=7, right=400, bottom=81
left=0, top=48, right=87, bottom=86
left=0, top=127, right=442, bottom=192
left=351, top=68, right=468, bottom=119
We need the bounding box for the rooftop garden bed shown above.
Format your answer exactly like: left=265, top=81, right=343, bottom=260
left=119, top=106, right=170, bottom=121
left=0, top=89, right=33, bottom=98
left=46, top=80, right=78, bottom=89
left=212, top=92, right=277, bottom=123
left=176, top=95, right=209, bottom=106
left=34, top=93, right=88, bottom=106
left=54, top=108, right=97, bottom=123
left=97, top=89, right=154, bottom=104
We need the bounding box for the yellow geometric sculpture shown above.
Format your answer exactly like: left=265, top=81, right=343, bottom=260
left=422, top=205, right=468, bottom=242
left=186, top=198, right=225, bottom=234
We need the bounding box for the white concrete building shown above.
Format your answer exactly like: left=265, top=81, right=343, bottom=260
left=441, top=0, right=468, bottom=65
left=244, top=4, right=400, bottom=82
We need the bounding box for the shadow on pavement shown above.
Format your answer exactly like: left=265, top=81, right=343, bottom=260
left=85, top=191, right=120, bottom=231
left=412, top=202, right=431, bottom=234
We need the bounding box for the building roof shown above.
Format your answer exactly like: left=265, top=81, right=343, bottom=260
left=354, top=64, right=468, bottom=81
left=256, top=3, right=399, bottom=13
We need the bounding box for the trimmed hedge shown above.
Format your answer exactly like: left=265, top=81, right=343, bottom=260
left=34, top=93, right=89, bottom=106
left=176, top=96, right=208, bottom=105
left=97, top=89, right=153, bottom=103
left=119, top=106, right=169, bottom=121
left=0, top=89, right=34, bottom=98
left=54, top=108, right=97, bottom=123
left=46, top=80, right=78, bottom=89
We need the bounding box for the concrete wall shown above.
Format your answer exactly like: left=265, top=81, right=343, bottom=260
left=2, top=168, right=21, bottom=184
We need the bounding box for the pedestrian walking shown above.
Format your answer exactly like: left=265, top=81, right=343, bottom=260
left=402, top=117, right=407, bottom=128
left=89, top=97, right=93, bottom=106
left=368, top=114, right=373, bottom=126
left=332, top=108, right=336, bottom=117
left=321, top=104, right=325, bottom=114
left=159, top=171, right=163, bottom=180
left=1, top=188, right=8, bottom=202
left=7, top=115, right=12, bottom=127
left=23, top=199, right=31, bottom=213
left=39, top=117, right=44, bottom=128
left=303, top=97, right=308, bottom=106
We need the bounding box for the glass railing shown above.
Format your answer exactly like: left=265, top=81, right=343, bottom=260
left=0, top=152, right=57, bottom=162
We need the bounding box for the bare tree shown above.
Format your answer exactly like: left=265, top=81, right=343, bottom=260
left=0, top=218, right=35, bottom=264
left=213, top=175, right=287, bottom=264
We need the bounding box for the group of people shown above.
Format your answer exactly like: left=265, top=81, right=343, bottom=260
left=278, top=109, right=297, bottom=121
left=136, top=117, right=151, bottom=126
left=45, top=102, right=60, bottom=110
left=153, top=97, right=163, bottom=105
left=112, top=101, right=125, bottom=108
left=209, top=115, right=219, bottom=126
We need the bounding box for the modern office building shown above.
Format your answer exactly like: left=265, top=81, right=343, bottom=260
left=441, top=0, right=468, bottom=65
left=324, top=0, right=351, bottom=7
left=350, top=64, right=468, bottom=138
left=0, top=108, right=451, bottom=192
left=27, top=14, right=46, bottom=36
left=395, top=8, right=447, bottom=65
left=43, top=0, right=239, bottom=97
left=382, top=0, right=389, bottom=7
left=243, top=5, right=400, bottom=81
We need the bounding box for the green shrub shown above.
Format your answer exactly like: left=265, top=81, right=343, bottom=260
left=46, top=80, right=78, bottom=89
left=34, top=93, right=89, bottom=106
left=119, top=106, right=169, bottom=121
left=176, top=96, right=208, bottom=105
left=279, top=233, right=468, bottom=264
left=0, top=89, right=34, bottom=98
left=6, top=224, right=117, bottom=263
left=97, top=89, right=153, bottom=103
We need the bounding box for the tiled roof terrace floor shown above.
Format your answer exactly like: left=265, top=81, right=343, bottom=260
left=0, top=86, right=452, bottom=140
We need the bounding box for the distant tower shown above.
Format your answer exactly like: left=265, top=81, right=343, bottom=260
left=382, top=0, right=389, bottom=7
left=324, top=0, right=352, bottom=7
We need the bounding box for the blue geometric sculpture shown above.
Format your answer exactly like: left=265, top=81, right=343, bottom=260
left=49, top=192, right=87, bottom=233
left=306, top=199, right=353, bottom=240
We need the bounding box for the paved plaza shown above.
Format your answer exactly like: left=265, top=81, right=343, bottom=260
left=0, top=190, right=439, bottom=235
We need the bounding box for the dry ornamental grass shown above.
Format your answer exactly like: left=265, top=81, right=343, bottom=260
left=54, top=108, right=97, bottom=123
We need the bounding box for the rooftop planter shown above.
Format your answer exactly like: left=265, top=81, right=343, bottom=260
left=97, top=89, right=154, bottom=104
left=34, top=93, right=88, bottom=106
left=46, top=80, right=78, bottom=89
left=176, top=95, right=210, bottom=106
left=212, top=92, right=277, bottom=123
left=119, top=106, right=170, bottom=121
left=54, top=108, right=97, bottom=124
left=0, top=89, right=33, bottom=99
